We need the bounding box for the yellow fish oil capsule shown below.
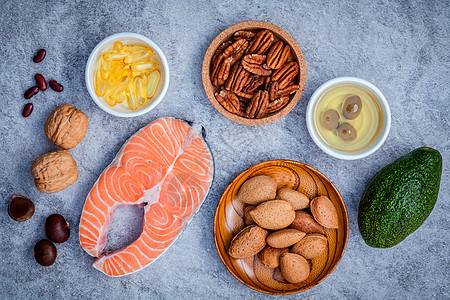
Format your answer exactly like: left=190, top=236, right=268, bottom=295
left=123, top=45, right=149, bottom=52
left=134, top=75, right=147, bottom=105
left=109, top=63, right=124, bottom=86
left=109, top=75, right=130, bottom=100
left=94, top=70, right=106, bottom=97
left=116, top=91, right=126, bottom=103
left=124, top=49, right=153, bottom=65
left=100, top=56, right=111, bottom=81
left=146, top=70, right=161, bottom=99
left=112, top=41, right=123, bottom=51
left=103, top=50, right=132, bottom=61
left=131, top=59, right=159, bottom=73
left=126, top=84, right=139, bottom=110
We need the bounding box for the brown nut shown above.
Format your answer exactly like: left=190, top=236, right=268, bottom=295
left=269, top=81, right=279, bottom=101
left=234, top=30, right=255, bottom=40
left=266, top=41, right=291, bottom=69
left=215, top=90, right=240, bottom=114
left=257, top=246, right=288, bottom=268
left=242, top=54, right=266, bottom=65
left=271, top=61, right=299, bottom=89
left=248, top=30, right=274, bottom=55
left=291, top=233, right=328, bottom=259
left=237, top=175, right=277, bottom=205
left=276, top=188, right=310, bottom=210
left=245, top=90, right=269, bottom=119
left=277, top=84, right=300, bottom=97
left=266, top=229, right=306, bottom=248
left=289, top=211, right=325, bottom=234
left=242, top=75, right=266, bottom=93
left=310, top=196, right=339, bottom=229
left=279, top=253, right=310, bottom=283
left=249, top=200, right=295, bottom=230
left=45, top=104, right=88, bottom=150
left=228, top=225, right=268, bottom=259
left=8, top=195, right=35, bottom=222
left=242, top=60, right=272, bottom=76
left=244, top=205, right=256, bottom=225
left=266, top=97, right=290, bottom=114
left=31, top=150, right=78, bottom=193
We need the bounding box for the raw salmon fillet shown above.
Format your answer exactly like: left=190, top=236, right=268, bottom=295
left=79, top=118, right=214, bottom=276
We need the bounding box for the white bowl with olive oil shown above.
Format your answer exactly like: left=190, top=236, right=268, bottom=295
left=306, top=77, right=391, bottom=160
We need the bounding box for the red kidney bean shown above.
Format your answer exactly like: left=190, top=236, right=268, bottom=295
left=33, top=49, right=46, bottom=63
left=22, top=103, right=34, bottom=117
left=49, top=80, right=63, bottom=92
left=24, top=86, right=39, bottom=99
left=35, top=74, right=47, bottom=91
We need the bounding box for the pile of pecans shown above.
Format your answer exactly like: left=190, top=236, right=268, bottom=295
left=211, top=30, right=300, bottom=119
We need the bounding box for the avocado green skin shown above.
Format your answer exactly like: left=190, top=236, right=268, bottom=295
left=358, top=147, right=442, bottom=248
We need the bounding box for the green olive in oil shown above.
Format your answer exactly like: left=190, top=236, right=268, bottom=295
left=314, top=83, right=384, bottom=153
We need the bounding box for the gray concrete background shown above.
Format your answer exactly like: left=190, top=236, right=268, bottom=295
left=0, top=0, right=448, bottom=299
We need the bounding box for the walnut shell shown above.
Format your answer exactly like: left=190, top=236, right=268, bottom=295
left=31, top=150, right=78, bottom=193
left=45, top=104, right=88, bottom=149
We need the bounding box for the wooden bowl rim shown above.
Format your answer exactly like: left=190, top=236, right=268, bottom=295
left=213, top=159, right=349, bottom=295
left=202, top=21, right=307, bottom=125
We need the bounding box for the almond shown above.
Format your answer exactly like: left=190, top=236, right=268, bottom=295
left=243, top=205, right=256, bottom=225
left=279, top=253, right=310, bottom=283
left=257, top=246, right=288, bottom=268
left=228, top=225, right=268, bottom=259
left=249, top=200, right=295, bottom=230
left=310, top=196, right=339, bottom=229
left=266, top=229, right=306, bottom=248
left=289, top=211, right=325, bottom=234
left=237, top=175, right=277, bottom=205
left=276, top=188, right=310, bottom=210
left=291, top=233, right=328, bottom=259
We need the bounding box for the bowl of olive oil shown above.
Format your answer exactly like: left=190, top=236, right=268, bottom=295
left=306, top=77, right=391, bottom=160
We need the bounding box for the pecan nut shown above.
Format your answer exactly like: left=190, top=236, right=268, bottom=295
left=248, top=30, right=274, bottom=55
left=225, top=64, right=250, bottom=93
left=234, top=30, right=255, bottom=40
left=271, top=61, right=298, bottom=89
left=269, top=81, right=279, bottom=101
left=243, top=75, right=266, bottom=93
left=242, top=54, right=266, bottom=65
left=266, top=41, right=290, bottom=69
left=215, top=90, right=240, bottom=114
left=266, top=96, right=290, bottom=114
left=223, top=39, right=248, bottom=65
left=237, top=91, right=256, bottom=99
left=278, top=84, right=300, bottom=97
left=242, top=60, right=272, bottom=76
left=212, top=39, right=250, bottom=86
left=245, top=90, right=269, bottom=119
left=212, top=40, right=232, bottom=66
left=212, top=57, right=231, bottom=86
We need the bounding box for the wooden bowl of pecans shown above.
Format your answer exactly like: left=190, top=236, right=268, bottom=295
left=202, top=21, right=307, bottom=125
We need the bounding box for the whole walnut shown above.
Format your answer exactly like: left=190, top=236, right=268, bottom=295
left=31, top=150, right=78, bottom=193
left=45, top=104, right=88, bottom=149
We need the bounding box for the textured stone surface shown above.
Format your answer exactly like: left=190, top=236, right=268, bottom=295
left=0, top=0, right=448, bottom=299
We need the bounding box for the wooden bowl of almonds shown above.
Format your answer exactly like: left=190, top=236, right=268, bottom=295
left=202, top=21, right=307, bottom=125
left=213, top=160, right=349, bottom=295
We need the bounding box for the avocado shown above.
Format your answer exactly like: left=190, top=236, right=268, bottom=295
left=358, top=147, right=442, bottom=248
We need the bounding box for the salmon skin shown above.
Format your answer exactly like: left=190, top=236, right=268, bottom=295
left=79, top=118, right=214, bottom=276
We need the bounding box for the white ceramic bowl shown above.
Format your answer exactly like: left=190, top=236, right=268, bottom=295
left=306, top=77, right=391, bottom=160
left=85, top=32, right=170, bottom=117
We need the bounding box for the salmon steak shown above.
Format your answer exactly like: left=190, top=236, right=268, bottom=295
left=79, top=118, right=214, bottom=276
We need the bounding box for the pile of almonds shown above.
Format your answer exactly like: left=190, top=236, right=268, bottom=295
left=228, top=175, right=339, bottom=284
left=211, top=30, right=300, bottom=119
